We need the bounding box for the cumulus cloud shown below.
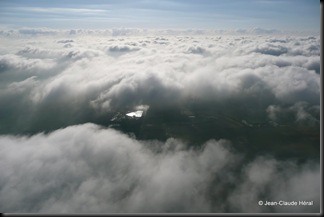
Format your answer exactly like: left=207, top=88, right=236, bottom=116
left=228, top=156, right=320, bottom=213
left=0, top=124, right=320, bottom=213
left=0, top=31, right=320, bottom=134
left=0, top=29, right=320, bottom=213
left=107, top=45, right=141, bottom=55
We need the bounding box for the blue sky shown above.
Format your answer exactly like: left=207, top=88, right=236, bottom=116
left=0, top=0, right=320, bottom=31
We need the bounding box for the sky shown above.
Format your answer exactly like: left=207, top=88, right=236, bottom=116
left=0, top=0, right=320, bottom=31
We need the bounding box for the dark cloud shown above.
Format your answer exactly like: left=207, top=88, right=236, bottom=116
left=249, top=27, right=282, bottom=35
left=18, top=28, right=59, bottom=36
left=57, top=39, right=74, bottom=44
left=108, top=45, right=140, bottom=53
left=187, top=46, right=208, bottom=55
left=266, top=102, right=320, bottom=127
left=254, top=44, right=288, bottom=56
left=0, top=59, right=10, bottom=73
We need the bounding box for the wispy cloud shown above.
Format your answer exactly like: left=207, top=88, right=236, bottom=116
left=0, top=0, right=319, bottom=30
left=14, top=6, right=109, bottom=14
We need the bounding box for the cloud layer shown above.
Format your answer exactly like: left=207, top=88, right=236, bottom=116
left=0, top=29, right=320, bottom=213
left=0, top=123, right=320, bottom=213
left=0, top=32, right=320, bottom=134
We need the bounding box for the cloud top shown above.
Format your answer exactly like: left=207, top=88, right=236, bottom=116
left=0, top=124, right=320, bottom=213
left=0, top=29, right=320, bottom=213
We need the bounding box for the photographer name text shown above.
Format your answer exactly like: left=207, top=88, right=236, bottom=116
left=258, top=200, right=313, bottom=206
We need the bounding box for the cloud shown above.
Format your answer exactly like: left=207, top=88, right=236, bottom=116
left=266, top=102, right=320, bottom=127
left=57, top=39, right=74, bottom=44
left=15, top=6, right=107, bottom=15
left=0, top=29, right=320, bottom=213
left=107, top=45, right=140, bottom=54
left=249, top=27, right=282, bottom=35
left=0, top=124, right=320, bottom=213
left=0, top=54, right=56, bottom=73
left=228, top=156, right=320, bottom=213
left=0, top=32, right=320, bottom=134
left=0, top=124, right=230, bottom=213
left=18, top=28, right=60, bottom=36
left=253, top=44, right=288, bottom=56
left=186, top=46, right=209, bottom=55
left=0, top=27, right=316, bottom=38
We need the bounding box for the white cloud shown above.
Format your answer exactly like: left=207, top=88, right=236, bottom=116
left=0, top=124, right=320, bottom=213
left=0, top=124, right=230, bottom=213
left=0, top=30, right=320, bottom=213
left=228, top=156, right=320, bottom=213
left=15, top=6, right=108, bottom=14
left=0, top=32, right=320, bottom=133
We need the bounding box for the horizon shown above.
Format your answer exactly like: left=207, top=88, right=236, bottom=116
left=0, top=0, right=320, bottom=33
